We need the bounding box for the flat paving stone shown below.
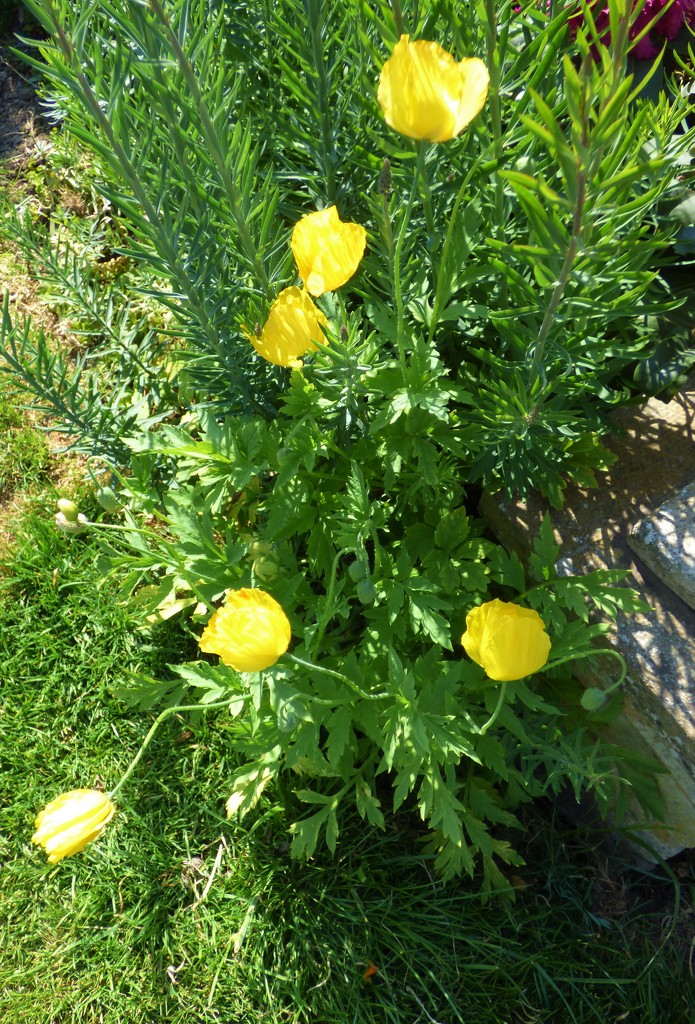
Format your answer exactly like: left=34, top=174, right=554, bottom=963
left=479, top=376, right=695, bottom=859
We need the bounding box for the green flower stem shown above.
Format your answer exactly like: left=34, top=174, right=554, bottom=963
left=482, top=0, right=507, bottom=302
left=44, top=6, right=227, bottom=355
left=288, top=655, right=389, bottom=702
left=109, top=697, right=236, bottom=799
left=427, top=146, right=493, bottom=344
left=393, top=142, right=429, bottom=384
left=478, top=683, right=507, bottom=735
left=306, top=0, right=336, bottom=204
left=148, top=0, right=273, bottom=300
left=368, top=525, right=382, bottom=576
left=416, top=141, right=436, bottom=242
left=544, top=647, right=627, bottom=693
left=391, top=0, right=405, bottom=36
left=312, top=546, right=352, bottom=657
left=527, top=169, right=587, bottom=395
left=379, top=185, right=395, bottom=264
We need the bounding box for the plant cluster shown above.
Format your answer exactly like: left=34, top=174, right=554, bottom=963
left=3, top=0, right=690, bottom=888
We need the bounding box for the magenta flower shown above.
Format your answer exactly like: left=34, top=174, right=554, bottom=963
left=567, top=0, right=687, bottom=59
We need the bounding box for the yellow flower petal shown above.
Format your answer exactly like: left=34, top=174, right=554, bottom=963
left=291, top=206, right=367, bottom=296
left=32, top=789, right=115, bottom=863
left=461, top=599, right=551, bottom=682
left=199, top=587, right=292, bottom=672
left=247, top=287, right=328, bottom=367
left=378, top=35, right=489, bottom=143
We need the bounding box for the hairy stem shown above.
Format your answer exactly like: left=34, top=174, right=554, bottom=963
left=482, top=0, right=507, bottom=303
left=527, top=169, right=587, bottom=398
left=305, top=0, right=336, bottom=204
left=478, top=683, right=507, bottom=735
left=148, top=0, right=273, bottom=298
left=393, top=143, right=428, bottom=383
left=45, top=5, right=226, bottom=354
left=289, top=654, right=389, bottom=701
left=109, top=697, right=238, bottom=798
left=391, top=0, right=405, bottom=36
left=427, top=145, right=492, bottom=344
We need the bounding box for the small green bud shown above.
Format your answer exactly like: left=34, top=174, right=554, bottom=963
left=580, top=688, right=606, bottom=712
left=57, top=498, right=80, bottom=522
left=252, top=554, right=280, bottom=583
left=348, top=559, right=368, bottom=583
left=95, top=487, right=120, bottom=513
left=355, top=580, right=376, bottom=605
left=249, top=540, right=272, bottom=558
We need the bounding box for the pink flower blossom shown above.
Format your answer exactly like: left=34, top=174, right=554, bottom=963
left=567, top=0, right=686, bottom=59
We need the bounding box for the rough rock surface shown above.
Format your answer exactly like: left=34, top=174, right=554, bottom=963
left=480, top=377, right=695, bottom=860
left=628, top=482, right=695, bottom=611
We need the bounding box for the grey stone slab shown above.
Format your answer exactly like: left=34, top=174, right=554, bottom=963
left=628, top=482, right=695, bottom=611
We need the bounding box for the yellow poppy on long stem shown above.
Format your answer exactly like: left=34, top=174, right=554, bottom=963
left=199, top=588, right=292, bottom=672
left=291, top=206, right=367, bottom=296
left=247, top=286, right=327, bottom=367
left=461, top=599, right=551, bottom=682
left=32, top=789, right=115, bottom=863
left=378, top=35, right=489, bottom=143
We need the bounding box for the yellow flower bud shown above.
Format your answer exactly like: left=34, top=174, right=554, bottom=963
left=247, top=286, right=328, bottom=367
left=377, top=35, right=489, bottom=143
left=199, top=588, right=291, bottom=672
left=290, top=206, right=367, bottom=296
left=461, top=599, right=551, bottom=682
left=32, top=789, right=115, bottom=863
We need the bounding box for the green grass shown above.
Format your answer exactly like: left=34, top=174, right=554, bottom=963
left=0, top=378, right=50, bottom=494
left=0, top=513, right=692, bottom=1024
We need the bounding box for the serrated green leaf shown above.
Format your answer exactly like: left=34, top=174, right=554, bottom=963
left=354, top=778, right=385, bottom=828
left=326, top=705, right=354, bottom=768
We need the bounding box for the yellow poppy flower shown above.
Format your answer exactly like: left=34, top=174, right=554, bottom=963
left=377, top=35, right=489, bottom=143
left=247, top=286, right=328, bottom=367
left=32, top=789, right=115, bottom=863
left=291, top=206, right=367, bottom=296
left=461, top=599, right=551, bottom=682
left=199, top=588, right=292, bottom=672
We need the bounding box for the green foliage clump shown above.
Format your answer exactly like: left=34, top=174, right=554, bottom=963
left=0, top=0, right=687, bottom=889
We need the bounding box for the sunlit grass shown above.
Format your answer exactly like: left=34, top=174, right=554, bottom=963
left=0, top=377, right=50, bottom=494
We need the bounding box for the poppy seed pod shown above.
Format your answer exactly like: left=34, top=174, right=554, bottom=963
left=247, top=287, right=328, bottom=367
left=461, top=599, right=551, bottom=682
left=378, top=35, right=489, bottom=143
left=291, top=206, right=367, bottom=296
left=32, top=789, right=115, bottom=863
left=199, top=588, right=292, bottom=672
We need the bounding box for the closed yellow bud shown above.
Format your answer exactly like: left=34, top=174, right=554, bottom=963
left=199, top=588, right=291, bottom=672
left=32, top=789, right=115, bottom=863
left=377, top=35, right=489, bottom=143
left=247, top=286, right=328, bottom=367
left=291, top=206, right=367, bottom=296
left=461, top=599, right=551, bottom=682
